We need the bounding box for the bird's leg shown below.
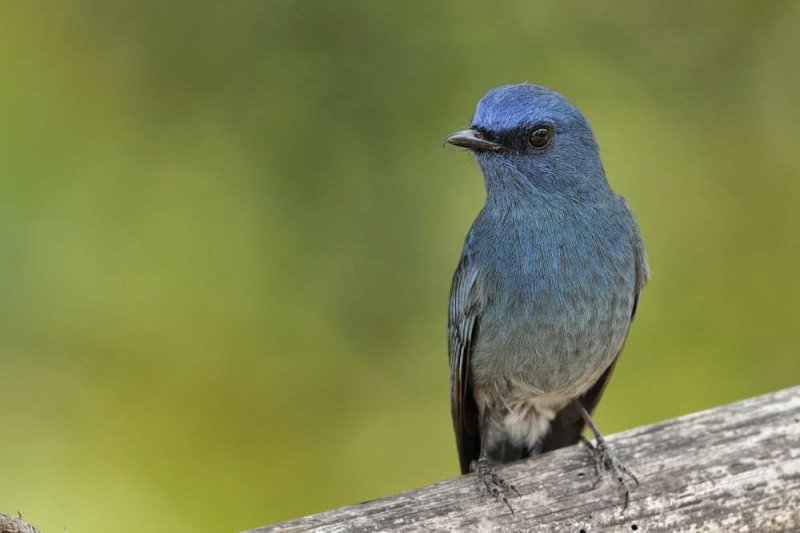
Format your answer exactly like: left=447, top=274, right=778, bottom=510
left=574, top=400, right=639, bottom=510
left=471, top=412, right=520, bottom=514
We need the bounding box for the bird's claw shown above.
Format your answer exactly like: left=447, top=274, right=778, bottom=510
left=580, top=436, right=639, bottom=510
left=472, top=457, right=519, bottom=514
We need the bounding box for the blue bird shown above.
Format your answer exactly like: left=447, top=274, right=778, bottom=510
left=445, top=83, right=649, bottom=508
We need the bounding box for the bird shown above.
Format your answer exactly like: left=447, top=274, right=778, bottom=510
left=445, top=83, right=649, bottom=508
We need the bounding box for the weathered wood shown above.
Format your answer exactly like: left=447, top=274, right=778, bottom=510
left=0, top=513, right=40, bottom=533
left=251, top=386, right=800, bottom=532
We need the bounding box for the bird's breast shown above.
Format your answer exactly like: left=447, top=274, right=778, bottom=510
left=469, top=204, right=636, bottom=395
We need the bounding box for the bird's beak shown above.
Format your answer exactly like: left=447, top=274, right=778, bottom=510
left=445, top=129, right=502, bottom=152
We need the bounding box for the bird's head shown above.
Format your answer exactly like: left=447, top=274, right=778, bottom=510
left=446, top=83, right=609, bottom=197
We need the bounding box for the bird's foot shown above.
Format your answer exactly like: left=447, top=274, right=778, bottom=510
left=471, top=457, right=520, bottom=514
left=580, top=435, right=639, bottom=510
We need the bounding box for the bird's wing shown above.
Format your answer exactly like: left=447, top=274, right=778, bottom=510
left=540, top=210, right=649, bottom=453
left=448, top=234, right=483, bottom=474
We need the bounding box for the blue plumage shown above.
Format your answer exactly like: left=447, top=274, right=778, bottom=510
left=446, top=83, right=649, bottom=479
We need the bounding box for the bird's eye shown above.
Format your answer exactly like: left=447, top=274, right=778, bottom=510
left=528, top=126, right=553, bottom=148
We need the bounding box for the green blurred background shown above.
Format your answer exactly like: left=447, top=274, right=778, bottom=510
left=1, top=1, right=799, bottom=531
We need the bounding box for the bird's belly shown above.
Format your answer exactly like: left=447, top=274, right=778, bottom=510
left=471, top=282, right=632, bottom=396
left=473, top=374, right=583, bottom=453
left=470, top=290, right=630, bottom=453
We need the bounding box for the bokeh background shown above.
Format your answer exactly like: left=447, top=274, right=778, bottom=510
left=1, top=1, right=799, bottom=531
